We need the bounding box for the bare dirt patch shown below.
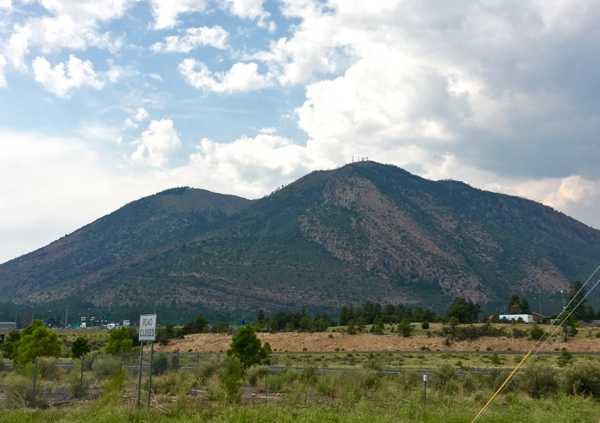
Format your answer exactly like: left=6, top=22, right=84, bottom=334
left=154, top=332, right=600, bottom=353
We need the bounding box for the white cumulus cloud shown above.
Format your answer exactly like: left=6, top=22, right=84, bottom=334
left=0, top=54, right=6, bottom=88
left=222, top=0, right=269, bottom=23
left=178, top=59, right=271, bottom=93
left=32, top=55, right=104, bottom=98
left=146, top=0, right=209, bottom=30
left=151, top=26, right=229, bottom=53
left=131, top=119, right=183, bottom=167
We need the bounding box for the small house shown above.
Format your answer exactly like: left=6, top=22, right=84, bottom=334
left=0, top=322, right=17, bottom=344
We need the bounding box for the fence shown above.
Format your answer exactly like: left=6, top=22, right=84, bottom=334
left=0, top=351, right=223, bottom=408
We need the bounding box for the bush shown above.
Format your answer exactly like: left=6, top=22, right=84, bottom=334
left=519, top=362, right=560, bottom=398
left=67, top=365, right=93, bottom=398
left=151, top=370, right=195, bottom=395
left=37, top=359, right=66, bottom=382
left=194, top=360, right=219, bottom=386
left=247, top=365, right=270, bottom=386
left=71, top=337, right=90, bottom=359
left=2, top=373, right=48, bottom=409
left=557, top=348, right=574, bottom=368
left=152, top=353, right=169, bottom=376
left=562, top=362, right=600, bottom=398
left=421, top=321, right=430, bottom=330
left=432, top=364, right=458, bottom=392
left=397, top=369, right=420, bottom=390
left=218, top=357, right=243, bottom=403
left=92, top=356, right=119, bottom=380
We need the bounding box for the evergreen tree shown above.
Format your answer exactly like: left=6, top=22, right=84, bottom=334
left=105, top=327, right=133, bottom=354
left=565, top=281, right=588, bottom=320
left=382, top=304, right=396, bottom=323
left=397, top=316, right=413, bottom=337
left=256, top=309, right=268, bottom=325
left=520, top=299, right=531, bottom=314
left=347, top=319, right=356, bottom=335
left=299, top=317, right=314, bottom=332
left=447, top=298, right=481, bottom=323
left=71, top=337, right=90, bottom=359
left=227, top=325, right=270, bottom=368
left=338, top=306, right=354, bottom=326
left=0, top=330, right=21, bottom=359
left=508, top=294, right=522, bottom=313
left=13, top=320, right=62, bottom=365
left=363, top=300, right=375, bottom=324
left=355, top=317, right=367, bottom=333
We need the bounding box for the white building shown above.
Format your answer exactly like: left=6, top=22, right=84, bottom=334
left=499, top=314, right=533, bottom=323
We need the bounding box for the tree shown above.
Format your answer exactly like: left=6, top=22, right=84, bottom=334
left=557, top=348, right=574, bottom=367
left=1, top=329, right=21, bottom=359
left=71, top=337, right=90, bottom=359
left=13, top=320, right=62, bottom=365
left=370, top=317, right=385, bottom=334
left=339, top=306, right=354, bottom=326
left=104, top=327, right=133, bottom=355
left=299, top=317, right=314, bottom=332
left=347, top=319, right=356, bottom=335
left=256, top=309, right=268, bottom=325
left=508, top=295, right=522, bottom=313
left=227, top=325, right=270, bottom=368
left=355, top=317, right=367, bottom=333
left=382, top=304, right=396, bottom=323
left=398, top=316, right=413, bottom=337
left=448, top=316, right=460, bottom=337
left=213, top=322, right=230, bottom=334
left=520, top=299, right=531, bottom=314
left=191, top=314, right=208, bottom=333
left=447, top=297, right=481, bottom=323
left=314, top=320, right=329, bottom=332
left=284, top=322, right=295, bottom=332
left=565, top=281, right=588, bottom=320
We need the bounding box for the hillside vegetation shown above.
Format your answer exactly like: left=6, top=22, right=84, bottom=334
left=1, top=162, right=599, bottom=316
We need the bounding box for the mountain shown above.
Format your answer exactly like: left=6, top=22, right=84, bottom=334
left=1, top=162, right=599, bottom=317
left=0, top=187, right=253, bottom=297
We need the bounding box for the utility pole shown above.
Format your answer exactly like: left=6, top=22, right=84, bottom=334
left=65, top=304, right=69, bottom=329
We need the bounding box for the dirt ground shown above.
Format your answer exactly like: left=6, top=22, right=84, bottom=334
left=155, top=331, right=600, bottom=353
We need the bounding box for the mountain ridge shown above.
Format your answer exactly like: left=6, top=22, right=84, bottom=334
left=1, top=162, right=599, bottom=316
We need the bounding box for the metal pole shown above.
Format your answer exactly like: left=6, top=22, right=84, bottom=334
left=137, top=341, right=144, bottom=409
left=65, top=304, right=69, bottom=329
left=80, top=354, right=85, bottom=400
left=423, top=374, right=427, bottom=405
left=32, top=357, right=38, bottom=408
left=147, top=341, right=155, bottom=411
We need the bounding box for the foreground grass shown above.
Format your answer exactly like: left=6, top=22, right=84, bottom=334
left=0, top=393, right=597, bottom=423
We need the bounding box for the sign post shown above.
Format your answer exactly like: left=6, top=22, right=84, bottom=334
left=138, top=314, right=156, bottom=410
left=423, top=374, right=427, bottom=405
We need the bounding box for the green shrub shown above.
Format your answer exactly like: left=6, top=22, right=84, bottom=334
left=557, top=348, right=574, bottom=368
left=218, top=357, right=243, bottom=403
left=67, top=365, right=93, bottom=398
left=300, top=365, right=318, bottom=384
left=247, top=365, right=270, bottom=386
left=92, top=356, right=119, bottom=380
left=432, top=364, right=457, bottom=392
left=152, top=353, right=169, bottom=376
left=562, top=361, right=600, bottom=398
left=519, top=362, right=560, bottom=398
left=194, top=359, right=219, bottom=386
left=37, top=358, right=66, bottom=382
left=151, top=370, right=194, bottom=395
left=1, top=373, right=48, bottom=409
left=397, top=369, right=420, bottom=390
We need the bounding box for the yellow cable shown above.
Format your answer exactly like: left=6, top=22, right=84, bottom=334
left=470, top=351, right=531, bottom=423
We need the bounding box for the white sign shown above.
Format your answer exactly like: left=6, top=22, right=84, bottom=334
left=139, top=314, right=157, bottom=341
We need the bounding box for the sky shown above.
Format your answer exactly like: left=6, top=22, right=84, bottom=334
left=1, top=0, right=600, bottom=264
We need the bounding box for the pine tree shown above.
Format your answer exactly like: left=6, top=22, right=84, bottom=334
left=565, top=281, right=587, bottom=320
left=508, top=294, right=522, bottom=313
